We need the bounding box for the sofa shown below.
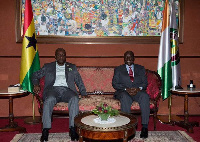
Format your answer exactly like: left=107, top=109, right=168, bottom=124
left=35, top=66, right=162, bottom=130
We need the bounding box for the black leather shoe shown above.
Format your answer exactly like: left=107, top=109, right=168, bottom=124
left=40, top=128, right=49, bottom=142
left=140, top=127, right=148, bottom=138
left=69, top=127, right=79, bottom=141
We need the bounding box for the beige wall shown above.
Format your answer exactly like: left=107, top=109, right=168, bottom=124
left=0, top=0, right=200, bottom=117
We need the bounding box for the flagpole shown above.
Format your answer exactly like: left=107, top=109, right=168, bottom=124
left=158, top=90, right=184, bottom=124
left=24, top=94, right=41, bottom=124
left=168, top=94, right=172, bottom=122
left=158, top=93, right=174, bottom=124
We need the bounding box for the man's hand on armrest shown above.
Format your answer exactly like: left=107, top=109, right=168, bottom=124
left=33, top=85, right=40, bottom=94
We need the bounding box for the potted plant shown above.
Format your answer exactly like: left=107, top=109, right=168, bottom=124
left=92, top=103, right=119, bottom=121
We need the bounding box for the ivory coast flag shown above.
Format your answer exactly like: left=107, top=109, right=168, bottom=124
left=157, top=0, right=172, bottom=100
left=170, top=0, right=181, bottom=88
left=20, top=0, right=40, bottom=93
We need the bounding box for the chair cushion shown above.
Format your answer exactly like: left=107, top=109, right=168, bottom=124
left=53, top=95, right=120, bottom=111
left=53, top=95, right=155, bottom=111
left=79, top=95, right=120, bottom=111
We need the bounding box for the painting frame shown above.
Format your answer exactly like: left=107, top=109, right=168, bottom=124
left=15, top=0, right=184, bottom=44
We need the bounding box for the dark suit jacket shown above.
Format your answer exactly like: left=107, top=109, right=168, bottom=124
left=112, top=64, right=148, bottom=92
left=32, top=61, right=86, bottom=99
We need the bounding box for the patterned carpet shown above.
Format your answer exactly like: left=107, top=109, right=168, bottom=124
left=11, top=131, right=194, bottom=142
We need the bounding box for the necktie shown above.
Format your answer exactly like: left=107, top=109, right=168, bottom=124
left=129, top=67, right=134, bottom=82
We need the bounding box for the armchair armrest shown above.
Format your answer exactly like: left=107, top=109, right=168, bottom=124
left=34, top=77, right=45, bottom=115
left=146, top=69, right=162, bottom=107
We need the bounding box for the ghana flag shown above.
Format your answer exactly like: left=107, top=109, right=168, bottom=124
left=20, top=0, right=40, bottom=93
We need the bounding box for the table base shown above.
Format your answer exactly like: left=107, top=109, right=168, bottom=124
left=158, top=115, right=183, bottom=124
left=78, top=127, right=135, bottom=142
left=24, top=116, right=41, bottom=124
left=173, top=120, right=199, bottom=133
left=158, top=115, right=199, bottom=133
left=0, top=122, right=26, bottom=133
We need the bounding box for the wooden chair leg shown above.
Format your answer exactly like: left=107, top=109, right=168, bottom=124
left=153, top=111, right=157, bottom=130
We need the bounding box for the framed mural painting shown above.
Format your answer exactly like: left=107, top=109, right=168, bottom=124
left=15, top=0, right=184, bottom=44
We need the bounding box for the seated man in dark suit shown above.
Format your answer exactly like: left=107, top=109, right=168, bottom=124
left=32, top=48, right=88, bottom=141
left=112, top=51, right=150, bottom=138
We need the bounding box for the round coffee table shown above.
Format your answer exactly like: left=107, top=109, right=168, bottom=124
left=74, top=111, right=137, bottom=142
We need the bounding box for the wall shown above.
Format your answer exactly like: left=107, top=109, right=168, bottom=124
left=0, top=0, right=200, bottom=117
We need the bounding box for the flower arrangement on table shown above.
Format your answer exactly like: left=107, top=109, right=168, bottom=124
left=92, top=103, right=119, bottom=121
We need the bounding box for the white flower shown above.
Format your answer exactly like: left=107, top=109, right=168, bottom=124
left=69, top=68, right=72, bottom=71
